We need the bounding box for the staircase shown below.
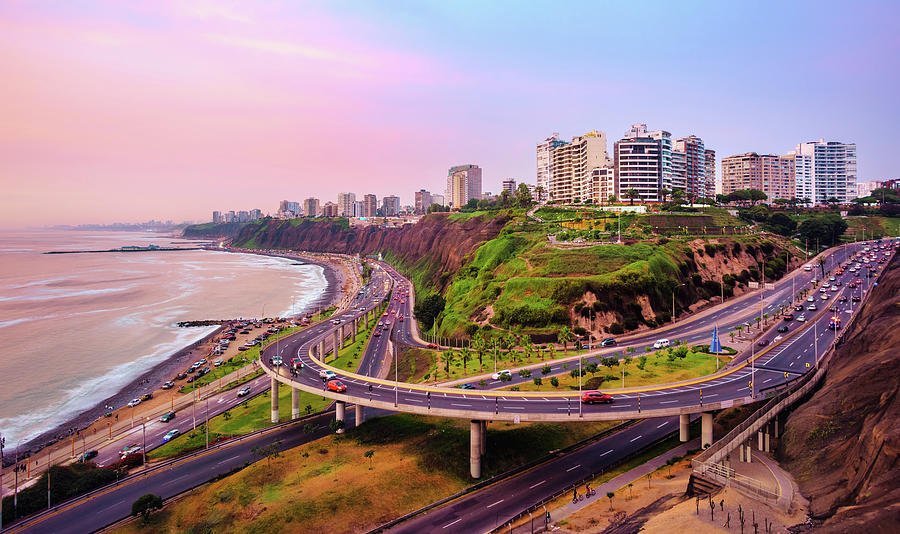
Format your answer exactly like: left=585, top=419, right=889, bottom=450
left=687, top=473, right=722, bottom=497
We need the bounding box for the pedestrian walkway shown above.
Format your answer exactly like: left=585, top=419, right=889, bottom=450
left=510, top=439, right=701, bottom=533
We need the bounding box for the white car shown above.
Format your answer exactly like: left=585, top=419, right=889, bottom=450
left=127, top=398, right=141, bottom=408
left=808, top=304, right=817, bottom=310
left=797, top=315, right=806, bottom=322
left=653, top=339, right=671, bottom=349
left=491, top=370, right=512, bottom=380
left=319, top=369, right=337, bottom=380
left=820, top=294, right=829, bottom=300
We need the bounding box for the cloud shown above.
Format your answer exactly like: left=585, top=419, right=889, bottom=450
left=205, top=34, right=364, bottom=65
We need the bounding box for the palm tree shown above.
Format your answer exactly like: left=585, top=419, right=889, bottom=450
left=460, top=346, right=472, bottom=375
left=443, top=350, right=457, bottom=378
left=534, top=185, right=546, bottom=204
left=364, top=449, right=375, bottom=470
left=735, top=325, right=744, bottom=339
left=607, top=491, right=615, bottom=511
left=659, top=188, right=671, bottom=203
left=558, top=326, right=574, bottom=353
left=502, top=332, right=518, bottom=362
left=472, top=332, right=486, bottom=371
left=521, top=335, right=533, bottom=362
left=626, top=188, right=640, bottom=206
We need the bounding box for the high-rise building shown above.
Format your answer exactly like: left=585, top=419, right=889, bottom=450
left=362, top=194, right=378, bottom=218
left=794, top=139, right=857, bottom=204
left=721, top=153, right=795, bottom=201
left=303, top=197, right=321, bottom=217
left=382, top=195, right=400, bottom=217
left=674, top=135, right=709, bottom=200
left=856, top=181, right=881, bottom=198
left=249, top=209, right=262, bottom=221
left=614, top=124, right=673, bottom=203
left=414, top=190, right=433, bottom=213
left=536, top=133, right=567, bottom=204
left=446, top=165, right=482, bottom=208
left=548, top=130, right=612, bottom=204
left=322, top=202, right=339, bottom=217
left=705, top=150, right=716, bottom=199
left=782, top=149, right=814, bottom=204
left=431, top=194, right=445, bottom=207
left=337, top=192, right=356, bottom=217
left=278, top=200, right=300, bottom=217
left=502, top=179, right=517, bottom=195
left=212, top=211, right=221, bottom=223
left=352, top=200, right=365, bottom=218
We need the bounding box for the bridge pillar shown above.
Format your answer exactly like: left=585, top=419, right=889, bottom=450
left=270, top=377, right=279, bottom=423
left=679, top=414, right=690, bottom=442
left=335, top=401, right=346, bottom=434
left=764, top=427, right=771, bottom=453
left=319, top=339, right=326, bottom=360
left=739, top=444, right=746, bottom=462
left=355, top=404, right=365, bottom=427
left=757, top=430, right=764, bottom=451
left=701, top=412, right=714, bottom=448
left=291, top=387, right=300, bottom=420
left=470, top=420, right=483, bottom=479
left=334, top=329, right=341, bottom=358
left=746, top=439, right=753, bottom=463
left=773, top=418, right=779, bottom=438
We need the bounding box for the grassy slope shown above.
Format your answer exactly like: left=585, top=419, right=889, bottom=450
left=119, top=415, right=621, bottom=534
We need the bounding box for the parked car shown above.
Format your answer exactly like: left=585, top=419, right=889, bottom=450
left=161, top=381, right=175, bottom=389
left=457, top=383, right=476, bottom=389
left=175, top=373, right=187, bottom=380
left=163, top=430, right=180, bottom=442
left=160, top=411, right=176, bottom=422
left=491, top=370, right=512, bottom=380
left=127, top=398, right=141, bottom=408
left=600, top=338, right=617, bottom=347
left=214, top=359, right=224, bottom=367
left=581, top=391, right=613, bottom=404
left=652, top=339, right=670, bottom=349
left=327, top=379, right=347, bottom=393
left=237, top=386, right=252, bottom=397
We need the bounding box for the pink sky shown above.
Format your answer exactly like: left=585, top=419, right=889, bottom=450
left=1, top=1, right=895, bottom=227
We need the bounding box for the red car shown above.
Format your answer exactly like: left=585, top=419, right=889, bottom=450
left=427, top=343, right=438, bottom=349
left=327, top=380, right=347, bottom=393
left=581, top=391, right=613, bottom=404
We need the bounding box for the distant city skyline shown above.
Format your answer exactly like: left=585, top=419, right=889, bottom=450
left=1, top=1, right=898, bottom=227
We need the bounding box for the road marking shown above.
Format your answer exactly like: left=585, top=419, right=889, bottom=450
left=657, top=421, right=669, bottom=428
left=660, top=400, right=677, bottom=404
left=529, top=480, right=546, bottom=489
left=442, top=518, right=461, bottom=529
left=504, top=406, right=525, bottom=410
left=566, top=464, right=581, bottom=472
left=763, top=378, right=772, bottom=383
left=486, top=499, right=504, bottom=509
left=630, top=435, right=643, bottom=442
left=600, top=449, right=613, bottom=456
left=450, top=403, right=472, bottom=407
left=705, top=394, right=718, bottom=398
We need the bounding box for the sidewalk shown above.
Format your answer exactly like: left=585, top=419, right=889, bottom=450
left=510, top=439, right=701, bottom=533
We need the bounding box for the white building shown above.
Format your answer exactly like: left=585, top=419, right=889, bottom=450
left=795, top=139, right=857, bottom=204
left=614, top=124, right=674, bottom=203
left=337, top=192, right=356, bottom=217
left=856, top=181, right=881, bottom=198
left=536, top=133, right=568, bottom=203
left=548, top=130, right=612, bottom=204
left=446, top=164, right=482, bottom=208
left=501, top=178, right=517, bottom=194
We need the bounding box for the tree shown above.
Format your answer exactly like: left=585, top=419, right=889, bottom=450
left=607, top=491, right=615, bottom=511
left=515, top=183, right=534, bottom=208
left=764, top=212, right=797, bottom=236
left=460, top=346, right=472, bottom=375
left=502, top=332, right=518, bottom=361
left=558, top=326, right=574, bottom=353
left=626, top=188, right=640, bottom=206
left=534, top=185, right=546, bottom=204
left=747, top=189, right=768, bottom=205
left=608, top=194, right=618, bottom=204
left=414, top=293, right=445, bottom=330
left=251, top=439, right=283, bottom=469
left=659, top=188, right=671, bottom=203
left=499, top=189, right=512, bottom=208
left=132, top=493, right=163, bottom=522
left=671, top=188, right=686, bottom=205
left=364, top=449, right=375, bottom=470
left=473, top=332, right=486, bottom=371
left=521, top=334, right=533, bottom=362
left=443, top=350, right=457, bottom=377
left=329, top=419, right=345, bottom=435
left=550, top=376, right=559, bottom=388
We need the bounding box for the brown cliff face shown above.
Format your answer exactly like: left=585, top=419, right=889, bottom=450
left=233, top=214, right=508, bottom=289
left=778, top=252, right=900, bottom=532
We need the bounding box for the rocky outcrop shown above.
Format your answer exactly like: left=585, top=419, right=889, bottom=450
left=233, top=214, right=508, bottom=289
left=778, top=252, right=900, bottom=532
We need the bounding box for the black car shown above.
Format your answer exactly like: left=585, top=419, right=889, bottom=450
left=458, top=383, right=476, bottom=390
left=777, top=325, right=789, bottom=333
left=175, top=373, right=187, bottom=380
left=600, top=338, right=617, bottom=347
left=79, top=450, right=98, bottom=462
left=757, top=339, right=770, bottom=347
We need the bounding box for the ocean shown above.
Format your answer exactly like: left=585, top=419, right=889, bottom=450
left=0, top=229, right=327, bottom=445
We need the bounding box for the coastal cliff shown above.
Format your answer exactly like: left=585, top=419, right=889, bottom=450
left=778, top=252, right=900, bottom=532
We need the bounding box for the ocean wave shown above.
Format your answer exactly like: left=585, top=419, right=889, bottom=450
left=0, top=285, right=134, bottom=303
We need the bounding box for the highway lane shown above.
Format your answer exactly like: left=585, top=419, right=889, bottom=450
left=386, top=416, right=685, bottom=534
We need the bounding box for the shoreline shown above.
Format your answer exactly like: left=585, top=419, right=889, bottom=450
left=9, top=249, right=347, bottom=460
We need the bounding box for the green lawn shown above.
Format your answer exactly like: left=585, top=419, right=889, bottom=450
left=400, top=346, right=591, bottom=384
left=500, top=349, right=727, bottom=392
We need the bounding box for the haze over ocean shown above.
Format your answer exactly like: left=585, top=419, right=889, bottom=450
left=0, top=229, right=326, bottom=445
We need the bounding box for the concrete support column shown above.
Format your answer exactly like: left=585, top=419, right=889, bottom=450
left=355, top=404, right=364, bottom=427
left=291, top=387, right=300, bottom=420
left=701, top=412, right=714, bottom=448
left=764, top=428, right=771, bottom=453
left=679, top=414, right=690, bottom=442
left=333, top=329, right=340, bottom=358
left=335, top=401, right=346, bottom=434
left=319, top=339, right=326, bottom=360
left=270, top=377, right=279, bottom=423
left=758, top=430, right=764, bottom=451
left=470, top=420, right=483, bottom=479
left=773, top=418, right=779, bottom=438
left=746, top=439, right=753, bottom=463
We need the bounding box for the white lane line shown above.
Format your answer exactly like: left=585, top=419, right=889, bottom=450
left=566, top=464, right=581, bottom=472
left=450, top=403, right=472, bottom=407
left=656, top=421, right=669, bottom=428
left=609, top=404, right=632, bottom=408
left=660, top=400, right=677, bottom=404
left=763, top=378, right=772, bottom=383
left=217, top=454, right=241, bottom=465
left=481, top=396, right=487, bottom=400
left=630, top=435, right=643, bottom=443
left=406, top=398, right=424, bottom=403
left=486, top=499, right=504, bottom=509
left=600, top=449, right=613, bottom=456
left=442, top=518, right=461, bottom=529
left=505, top=406, right=525, bottom=410
left=529, top=480, right=546, bottom=489
left=705, top=394, right=718, bottom=398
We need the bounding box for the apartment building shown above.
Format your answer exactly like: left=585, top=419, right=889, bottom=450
left=536, top=133, right=568, bottom=203
left=337, top=192, right=356, bottom=217
left=795, top=139, right=857, bottom=204
left=721, top=153, right=795, bottom=201
left=548, top=130, right=612, bottom=204
left=303, top=197, right=321, bottom=218
left=446, top=164, right=482, bottom=208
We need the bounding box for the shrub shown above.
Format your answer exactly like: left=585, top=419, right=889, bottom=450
left=541, top=365, right=551, bottom=375
left=609, top=323, right=624, bottom=335
left=533, top=377, right=542, bottom=386
left=550, top=377, right=559, bottom=387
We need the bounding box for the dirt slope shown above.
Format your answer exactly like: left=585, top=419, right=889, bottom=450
left=778, top=252, right=900, bottom=533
